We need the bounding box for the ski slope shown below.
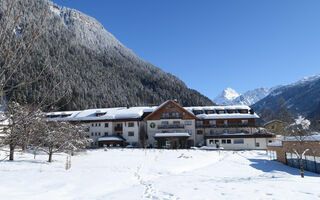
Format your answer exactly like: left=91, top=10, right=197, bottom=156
left=0, top=149, right=319, bottom=200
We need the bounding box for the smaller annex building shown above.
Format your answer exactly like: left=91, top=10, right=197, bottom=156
left=267, top=135, right=320, bottom=174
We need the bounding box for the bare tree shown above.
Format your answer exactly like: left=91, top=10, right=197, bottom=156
left=34, top=121, right=89, bottom=162
left=2, top=102, right=40, bottom=160
left=284, top=116, right=313, bottom=178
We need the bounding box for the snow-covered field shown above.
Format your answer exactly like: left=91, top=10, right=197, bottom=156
left=0, top=149, right=319, bottom=200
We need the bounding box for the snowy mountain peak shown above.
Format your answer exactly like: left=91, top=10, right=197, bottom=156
left=214, top=87, right=275, bottom=106
left=213, top=88, right=240, bottom=105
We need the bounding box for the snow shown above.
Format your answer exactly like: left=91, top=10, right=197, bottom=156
left=97, top=136, right=123, bottom=141
left=213, top=87, right=277, bottom=106
left=293, top=116, right=311, bottom=130
left=0, top=149, right=319, bottom=200
left=213, top=88, right=240, bottom=105
left=195, top=113, right=259, bottom=119
left=154, top=133, right=190, bottom=137
left=268, top=141, right=283, bottom=147
left=49, top=5, right=61, bottom=16
left=285, top=135, right=320, bottom=142
left=47, top=106, right=157, bottom=121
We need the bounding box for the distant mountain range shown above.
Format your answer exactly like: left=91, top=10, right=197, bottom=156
left=214, top=74, right=320, bottom=119
left=0, top=0, right=214, bottom=110
left=214, top=87, right=277, bottom=106
left=252, top=74, right=320, bottom=119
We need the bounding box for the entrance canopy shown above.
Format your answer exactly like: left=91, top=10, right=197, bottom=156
left=154, top=133, right=190, bottom=138
left=98, top=136, right=124, bottom=142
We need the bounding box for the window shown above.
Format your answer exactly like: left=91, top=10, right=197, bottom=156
left=91, top=133, right=94, bottom=136
left=234, top=139, right=244, bottom=144
left=214, top=140, right=220, bottom=144
left=221, top=139, right=226, bottom=144
left=209, top=140, right=214, bottom=144
left=206, top=110, right=214, bottom=114
left=227, top=139, right=231, bottom=144
left=98, top=132, right=101, bottom=136
left=241, top=120, right=248, bottom=125
left=98, top=123, right=101, bottom=127
left=238, top=109, right=248, bottom=114
left=166, top=104, right=174, bottom=109
left=197, top=130, right=203, bottom=135
left=91, top=123, right=94, bottom=127
left=105, top=123, right=109, bottom=128
left=95, top=123, right=98, bottom=127
left=271, top=125, right=275, bottom=129
left=161, top=121, right=169, bottom=125
left=184, top=121, right=192, bottom=125
left=255, top=142, right=260, bottom=147
left=209, top=120, right=216, bottom=125
left=128, top=132, right=134, bottom=136
left=173, top=121, right=180, bottom=125
left=210, top=129, right=215, bottom=134
left=104, top=132, right=108, bottom=136
left=196, top=121, right=203, bottom=126
left=95, top=133, right=97, bottom=136
left=224, top=120, right=228, bottom=126
left=268, top=140, right=272, bottom=143
left=217, top=110, right=225, bottom=114
left=128, top=122, right=134, bottom=127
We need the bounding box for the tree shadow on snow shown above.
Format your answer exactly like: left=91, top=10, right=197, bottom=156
left=249, top=158, right=320, bottom=178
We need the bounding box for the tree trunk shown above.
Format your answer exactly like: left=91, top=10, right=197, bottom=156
left=299, top=158, right=305, bottom=178
left=48, top=152, right=53, bottom=162
left=9, top=144, right=15, bottom=161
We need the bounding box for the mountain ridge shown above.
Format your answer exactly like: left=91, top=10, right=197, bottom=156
left=1, top=0, right=214, bottom=110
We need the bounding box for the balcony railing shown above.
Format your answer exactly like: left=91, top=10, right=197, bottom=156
left=114, top=127, right=123, bottom=131
left=160, top=116, right=182, bottom=119
left=158, top=124, right=185, bottom=129
left=196, top=124, right=255, bottom=128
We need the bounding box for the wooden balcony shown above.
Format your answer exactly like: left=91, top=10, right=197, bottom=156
left=160, top=116, right=182, bottom=119
left=114, top=127, right=123, bottom=132
left=196, top=124, right=255, bottom=128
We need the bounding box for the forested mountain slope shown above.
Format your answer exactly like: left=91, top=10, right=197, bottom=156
left=0, top=0, right=214, bottom=111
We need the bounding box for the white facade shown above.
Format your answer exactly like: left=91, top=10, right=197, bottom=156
left=206, top=137, right=276, bottom=150
left=146, top=119, right=196, bottom=147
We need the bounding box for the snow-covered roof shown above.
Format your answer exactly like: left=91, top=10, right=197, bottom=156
left=267, top=141, right=283, bottom=147
left=46, top=101, right=259, bottom=122
left=47, top=106, right=157, bottom=121
left=284, top=135, right=320, bottom=142
left=184, top=105, right=251, bottom=111
left=184, top=105, right=259, bottom=119
left=195, top=113, right=259, bottom=120
left=0, top=133, right=7, bottom=138
left=154, top=133, right=191, bottom=137
left=97, top=136, right=124, bottom=142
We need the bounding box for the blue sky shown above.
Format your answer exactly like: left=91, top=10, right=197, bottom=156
left=52, top=0, right=320, bottom=100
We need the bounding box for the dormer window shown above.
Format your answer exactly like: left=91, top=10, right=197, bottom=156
left=238, top=109, right=248, bottom=114
left=95, top=112, right=106, bottom=117
left=206, top=110, right=214, bottom=114
left=216, top=110, right=225, bottom=114
left=193, top=110, right=203, bottom=115
left=61, top=114, right=71, bottom=118
left=227, top=110, right=236, bottom=114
